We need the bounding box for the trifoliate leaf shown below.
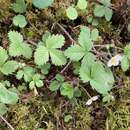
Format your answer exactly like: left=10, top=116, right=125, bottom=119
left=91, top=28, right=99, bottom=41
left=77, top=0, right=88, bottom=10
left=0, top=61, right=18, bottom=75
left=64, top=44, right=85, bottom=61
left=13, top=15, right=27, bottom=28
left=34, top=34, right=66, bottom=66
left=121, top=56, right=129, bottom=72
left=66, top=6, right=78, bottom=20
left=49, top=50, right=67, bottom=66
left=94, top=5, right=105, bottom=17
left=8, top=31, right=32, bottom=59
left=60, top=83, right=74, bottom=99
left=34, top=46, right=49, bottom=65
left=0, top=83, right=18, bottom=104
left=0, top=47, right=8, bottom=66
left=46, top=35, right=65, bottom=49
left=12, top=0, right=26, bottom=13
left=32, top=0, right=54, bottom=9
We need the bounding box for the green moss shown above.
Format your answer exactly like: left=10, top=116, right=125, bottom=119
left=0, top=0, right=12, bottom=20
left=73, top=102, right=93, bottom=130
left=107, top=83, right=130, bottom=130
left=7, top=97, right=56, bottom=130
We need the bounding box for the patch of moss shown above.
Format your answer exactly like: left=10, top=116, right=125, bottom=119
left=107, top=83, right=130, bottom=130
left=7, top=97, right=56, bottom=130
left=73, top=101, right=93, bottom=130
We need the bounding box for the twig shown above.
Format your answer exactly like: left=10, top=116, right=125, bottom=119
left=56, top=23, right=76, bottom=74
left=60, top=61, right=71, bottom=74
left=0, top=115, right=15, bottom=130
left=94, top=44, right=124, bottom=51
left=56, top=23, right=76, bottom=44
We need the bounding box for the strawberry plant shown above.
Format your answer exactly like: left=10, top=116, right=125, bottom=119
left=1, top=0, right=130, bottom=129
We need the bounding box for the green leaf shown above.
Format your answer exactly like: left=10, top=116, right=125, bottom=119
left=94, top=5, right=105, bottom=17
left=13, top=15, right=27, bottom=28
left=64, top=115, right=72, bottom=123
left=124, top=44, right=130, bottom=59
left=23, top=67, right=35, bottom=82
left=34, top=46, right=49, bottom=65
left=0, top=103, right=8, bottom=116
left=78, top=26, right=93, bottom=51
left=64, top=44, right=85, bottom=61
left=17, top=67, right=35, bottom=82
left=91, top=28, right=99, bottom=41
left=91, top=63, right=114, bottom=94
left=79, top=66, right=91, bottom=82
left=33, top=0, right=54, bottom=9
left=92, top=19, right=99, bottom=26
left=102, top=93, right=114, bottom=103
left=55, top=74, right=65, bottom=82
left=81, top=52, right=96, bottom=67
left=49, top=80, right=61, bottom=92
left=0, top=47, right=8, bottom=66
left=16, top=70, right=24, bottom=80
left=0, top=83, right=18, bottom=104
left=66, top=6, right=78, bottom=20
left=8, top=31, right=32, bottom=59
left=0, top=61, right=18, bottom=75
left=74, top=87, right=81, bottom=97
left=39, top=63, right=51, bottom=75
left=121, top=56, right=129, bottom=72
left=101, top=0, right=111, bottom=7
left=77, top=0, right=88, bottom=10
left=29, top=81, right=35, bottom=89
left=60, top=83, right=74, bottom=99
left=12, top=0, right=26, bottom=13
left=46, top=35, right=65, bottom=49
left=104, top=7, right=113, bottom=21
left=34, top=34, right=66, bottom=66
left=42, top=31, right=51, bottom=43
left=128, top=23, right=130, bottom=33
left=80, top=62, right=114, bottom=94
left=49, top=49, right=67, bottom=66
left=35, top=80, right=43, bottom=88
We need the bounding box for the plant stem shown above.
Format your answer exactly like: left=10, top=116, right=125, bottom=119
left=0, top=115, right=15, bottom=130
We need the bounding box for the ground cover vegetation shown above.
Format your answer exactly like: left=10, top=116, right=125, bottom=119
left=0, top=0, right=130, bottom=130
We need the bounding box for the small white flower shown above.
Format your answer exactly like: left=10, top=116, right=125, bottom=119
left=107, top=54, right=122, bottom=67
left=91, top=95, right=99, bottom=101
left=86, top=99, right=92, bottom=106
left=86, top=95, right=99, bottom=106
